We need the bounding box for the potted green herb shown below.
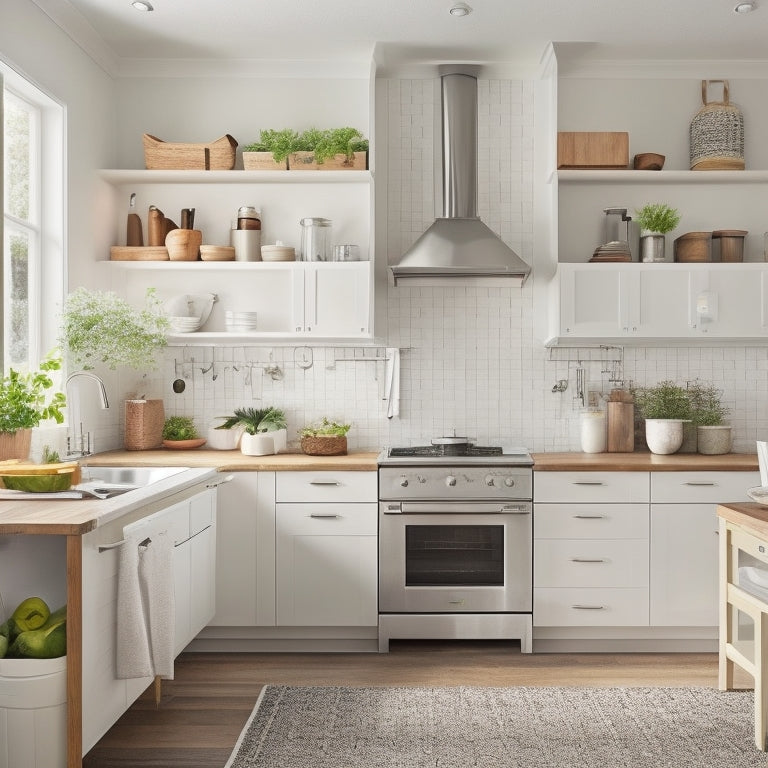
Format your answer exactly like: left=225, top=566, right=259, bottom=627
left=162, top=415, right=206, bottom=449
left=289, top=127, right=368, bottom=170
left=299, top=417, right=350, bottom=456
left=0, top=353, right=66, bottom=460
left=242, top=129, right=297, bottom=170
left=687, top=381, right=731, bottom=455
left=633, top=381, right=691, bottom=455
left=218, top=407, right=287, bottom=455
left=61, top=287, right=169, bottom=370
left=634, top=203, right=681, bottom=263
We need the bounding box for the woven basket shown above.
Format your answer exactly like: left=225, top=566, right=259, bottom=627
left=124, top=399, right=165, bottom=451
left=300, top=435, right=347, bottom=456
left=690, top=80, right=744, bottom=170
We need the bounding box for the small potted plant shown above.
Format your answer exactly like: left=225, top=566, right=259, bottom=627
left=289, top=127, right=368, bottom=170
left=218, top=407, right=287, bottom=456
left=687, top=381, right=731, bottom=455
left=162, top=415, right=206, bottom=450
left=299, top=417, right=350, bottom=456
left=241, top=129, right=297, bottom=170
left=633, top=381, right=691, bottom=455
left=0, top=353, right=66, bottom=460
left=634, top=203, right=681, bottom=263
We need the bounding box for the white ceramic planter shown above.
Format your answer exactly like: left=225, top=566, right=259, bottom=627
left=697, top=425, right=732, bottom=455
left=206, top=421, right=244, bottom=450
left=240, top=432, right=275, bottom=456
left=645, top=419, right=685, bottom=455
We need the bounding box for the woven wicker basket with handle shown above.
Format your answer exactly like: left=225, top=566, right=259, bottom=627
left=689, top=80, right=744, bottom=170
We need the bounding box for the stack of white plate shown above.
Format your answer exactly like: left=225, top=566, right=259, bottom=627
left=170, top=316, right=202, bottom=333
left=225, top=310, right=258, bottom=332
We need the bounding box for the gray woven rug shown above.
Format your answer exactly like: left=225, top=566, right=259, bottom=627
left=225, top=685, right=765, bottom=767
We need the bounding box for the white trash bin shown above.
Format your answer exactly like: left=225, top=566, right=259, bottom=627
left=0, top=656, right=67, bottom=768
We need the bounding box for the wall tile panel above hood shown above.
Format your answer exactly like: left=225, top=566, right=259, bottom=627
left=391, top=71, right=531, bottom=288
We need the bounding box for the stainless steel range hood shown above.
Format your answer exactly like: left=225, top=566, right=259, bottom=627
left=391, top=71, right=531, bottom=287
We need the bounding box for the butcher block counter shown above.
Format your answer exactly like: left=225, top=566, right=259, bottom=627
left=84, top=448, right=379, bottom=472
left=532, top=451, right=759, bottom=472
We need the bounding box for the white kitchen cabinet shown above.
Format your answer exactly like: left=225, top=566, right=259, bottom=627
left=649, top=471, right=759, bottom=626
left=534, top=472, right=650, bottom=628
left=275, top=471, right=378, bottom=627
left=209, top=472, right=276, bottom=627
left=99, top=169, right=374, bottom=343
left=81, top=484, right=217, bottom=753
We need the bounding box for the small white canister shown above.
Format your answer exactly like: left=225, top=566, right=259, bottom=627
left=580, top=411, right=607, bottom=453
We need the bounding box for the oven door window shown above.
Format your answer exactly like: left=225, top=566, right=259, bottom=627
left=404, top=524, right=504, bottom=586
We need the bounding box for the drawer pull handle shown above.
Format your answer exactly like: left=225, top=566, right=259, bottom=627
left=684, top=481, right=716, bottom=486
left=310, top=480, right=342, bottom=486
left=573, top=514, right=606, bottom=519
left=573, top=481, right=604, bottom=486
left=570, top=558, right=607, bottom=563
left=310, top=513, right=341, bottom=519
left=572, top=604, right=605, bottom=610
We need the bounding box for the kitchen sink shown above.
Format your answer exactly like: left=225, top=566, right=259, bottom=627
left=78, top=466, right=190, bottom=488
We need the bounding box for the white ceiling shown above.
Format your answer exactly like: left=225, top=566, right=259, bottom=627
left=31, top=0, right=768, bottom=76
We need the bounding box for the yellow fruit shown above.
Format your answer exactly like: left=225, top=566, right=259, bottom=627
left=11, top=596, right=50, bottom=632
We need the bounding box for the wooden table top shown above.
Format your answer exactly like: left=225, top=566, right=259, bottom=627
left=531, top=452, right=759, bottom=472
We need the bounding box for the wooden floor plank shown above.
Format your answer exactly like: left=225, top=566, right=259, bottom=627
left=82, top=643, right=753, bottom=768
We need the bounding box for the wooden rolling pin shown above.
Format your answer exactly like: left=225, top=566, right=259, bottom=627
left=607, top=389, right=634, bottom=452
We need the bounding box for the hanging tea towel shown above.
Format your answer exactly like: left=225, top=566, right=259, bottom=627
left=689, top=79, right=744, bottom=170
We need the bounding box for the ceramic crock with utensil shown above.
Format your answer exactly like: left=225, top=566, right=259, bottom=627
left=299, top=217, right=332, bottom=261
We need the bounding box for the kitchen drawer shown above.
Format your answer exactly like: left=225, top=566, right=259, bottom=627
left=535, top=503, right=648, bottom=539
left=651, top=471, right=759, bottom=504
left=534, top=539, right=648, bottom=588
left=276, top=470, right=377, bottom=503
left=275, top=502, right=378, bottom=535
left=534, top=471, right=649, bottom=503
left=534, top=588, right=649, bottom=626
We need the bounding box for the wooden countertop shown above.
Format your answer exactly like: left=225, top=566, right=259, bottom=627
left=531, top=452, right=759, bottom=472
left=718, top=502, right=768, bottom=540
left=84, top=449, right=380, bottom=471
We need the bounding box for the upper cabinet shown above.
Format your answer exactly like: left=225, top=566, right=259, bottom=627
left=536, top=46, right=768, bottom=346
left=98, top=169, right=374, bottom=343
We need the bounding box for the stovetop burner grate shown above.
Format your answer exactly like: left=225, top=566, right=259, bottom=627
left=388, top=445, right=503, bottom=458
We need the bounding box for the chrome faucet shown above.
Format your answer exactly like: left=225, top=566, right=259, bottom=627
left=66, top=371, right=110, bottom=457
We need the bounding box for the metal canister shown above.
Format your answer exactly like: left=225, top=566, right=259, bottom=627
left=237, top=206, right=261, bottom=230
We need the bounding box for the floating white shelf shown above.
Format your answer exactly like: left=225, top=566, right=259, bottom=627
left=99, top=169, right=372, bottom=185
left=555, top=169, right=768, bottom=184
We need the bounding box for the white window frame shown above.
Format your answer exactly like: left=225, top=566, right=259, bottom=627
left=1, top=58, right=65, bottom=372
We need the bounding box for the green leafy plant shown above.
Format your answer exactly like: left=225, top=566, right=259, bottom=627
left=162, top=415, right=199, bottom=441
left=217, top=407, right=287, bottom=436
left=311, top=127, right=367, bottom=164
left=633, top=381, right=691, bottom=420
left=634, top=203, right=681, bottom=234
left=299, top=417, right=351, bottom=438
left=687, top=381, right=729, bottom=426
left=61, top=287, right=169, bottom=370
left=0, top=354, right=66, bottom=434
left=243, top=129, right=299, bottom=164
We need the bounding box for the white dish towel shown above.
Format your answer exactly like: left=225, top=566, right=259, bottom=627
left=117, top=531, right=175, bottom=680
left=384, top=347, right=400, bottom=419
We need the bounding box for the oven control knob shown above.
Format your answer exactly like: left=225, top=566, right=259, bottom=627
left=504, top=477, right=515, bottom=487
left=485, top=475, right=495, bottom=487
left=399, top=476, right=409, bottom=487
left=446, top=475, right=457, bottom=487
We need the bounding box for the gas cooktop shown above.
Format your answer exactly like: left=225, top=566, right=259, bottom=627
left=378, top=444, right=533, bottom=466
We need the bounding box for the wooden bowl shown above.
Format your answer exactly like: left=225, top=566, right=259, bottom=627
left=200, top=245, right=235, bottom=261
left=165, top=229, right=202, bottom=261
left=633, top=153, right=665, bottom=171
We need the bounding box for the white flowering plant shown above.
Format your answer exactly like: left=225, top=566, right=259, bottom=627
left=61, top=287, right=170, bottom=370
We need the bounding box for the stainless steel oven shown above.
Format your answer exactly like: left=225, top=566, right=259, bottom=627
left=378, top=439, right=533, bottom=653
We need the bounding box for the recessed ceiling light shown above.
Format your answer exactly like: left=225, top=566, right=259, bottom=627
left=734, top=1, right=756, bottom=12
left=449, top=2, right=473, bottom=17
left=131, top=1, right=154, bottom=10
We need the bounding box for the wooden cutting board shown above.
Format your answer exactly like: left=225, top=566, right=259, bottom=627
left=557, top=132, right=629, bottom=169
left=607, top=401, right=635, bottom=452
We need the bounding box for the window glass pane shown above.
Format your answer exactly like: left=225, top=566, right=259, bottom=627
left=4, top=226, right=29, bottom=366
left=3, top=95, right=31, bottom=222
